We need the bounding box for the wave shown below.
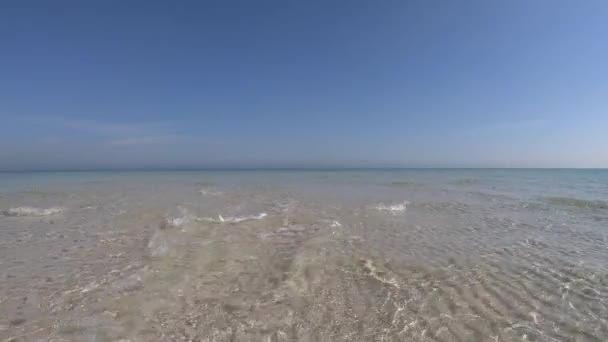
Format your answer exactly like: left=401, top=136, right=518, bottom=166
left=374, top=201, right=408, bottom=212
left=150, top=210, right=268, bottom=259
left=3, top=206, right=64, bottom=217
left=545, top=196, right=608, bottom=210
left=198, top=188, right=223, bottom=196
left=163, top=209, right=268, bottom=227
left=165, top=216, right=191, bottom=227
left=160, top=206, right=196, bottom=229
left=212, top=212, right=268, bottom=224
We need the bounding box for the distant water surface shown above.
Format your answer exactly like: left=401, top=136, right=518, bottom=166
left=1, top=169, right=607, bottom=341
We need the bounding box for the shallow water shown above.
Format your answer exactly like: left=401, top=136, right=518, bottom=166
left=1, top=169, right=607, bottom=341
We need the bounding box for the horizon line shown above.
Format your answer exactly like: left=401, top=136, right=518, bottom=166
left=1, top=167, right=607, bottom=173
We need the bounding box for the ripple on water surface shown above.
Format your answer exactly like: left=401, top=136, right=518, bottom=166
left=0, top=171, right=607, bottom=341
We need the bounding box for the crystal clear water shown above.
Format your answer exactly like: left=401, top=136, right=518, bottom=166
left=1, top=169, right=607, bottom=341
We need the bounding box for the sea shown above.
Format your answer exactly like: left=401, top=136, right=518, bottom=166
left=0, top=169, right=607, bottom=341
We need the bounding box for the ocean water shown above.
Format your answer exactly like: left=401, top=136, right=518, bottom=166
left=0, top=169, right=607, bottom=341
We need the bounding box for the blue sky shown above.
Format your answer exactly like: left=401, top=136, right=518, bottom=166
left=1, top=0, right=607, bottom=169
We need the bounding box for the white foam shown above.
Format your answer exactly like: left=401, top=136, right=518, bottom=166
left=221, top=212, right=268, bottom=223
left=167, top=216, right=190, bottom=227
left=331, top=220, right=342, bottom=227
left=196, top=212, right=268, bottom=224
left=374, top=201, right=408, bottom=212
left=163, top=207, right=194, bottom=228
left=198, top=188, right=223, bottom=196
left=4, top=206, right=64, bottom=217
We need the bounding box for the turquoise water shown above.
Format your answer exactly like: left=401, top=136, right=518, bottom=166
left=1, top=169, right=607, bottom=341
left=2, top=168, right=608, bottom=196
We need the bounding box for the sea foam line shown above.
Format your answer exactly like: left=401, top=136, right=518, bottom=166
left=165, top=212, right=269, bottom=226
left=3, top=206, right=65, bottom=217
left=374, top=201, right=409, bottom=212
left=198, top=188, right=223, bottom=196
left=205, top=212, right=268, bottom=224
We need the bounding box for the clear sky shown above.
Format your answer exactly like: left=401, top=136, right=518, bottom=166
left=1, top=0, right=607, bottom=170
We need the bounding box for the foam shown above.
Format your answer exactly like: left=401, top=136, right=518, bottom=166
left=374, top=201, right=408, bottom=212
left=162, top=207, right=195, bottom=228
left=196, top=212, right=268, bottom=224
left=219, top=212, right=268, bottom=223
left=166, top=216, right=190, bottom=227
left=198, top=188, right=223, bottom=196
left=3, top=206, right=64, bottom=217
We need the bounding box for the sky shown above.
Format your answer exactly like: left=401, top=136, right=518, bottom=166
left=1, top=0, right=607, bottom=170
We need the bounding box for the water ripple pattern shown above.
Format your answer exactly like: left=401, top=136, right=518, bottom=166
left=0, top=169, right=607, bottom=341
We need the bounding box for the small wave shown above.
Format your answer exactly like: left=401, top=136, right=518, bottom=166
left=198, top=188, right=223, bottom=196
left=217, top=212, right=268, bottom=223
left=149, top=213, right=191, bottom=257
left=161, top=207, right=195, bottom=229
left=3, top=206, right=64, bottom=217
left=165, top=216, right=191, bottom=227
left=163, top=210, right=268, bottom=226
left=545, top=197, right=608, bottom=210
left=374, top=201, right=408, bottom=212
left=192, top=212, right=268, bottom=224
left=330, top=220, right=342, bottom=227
